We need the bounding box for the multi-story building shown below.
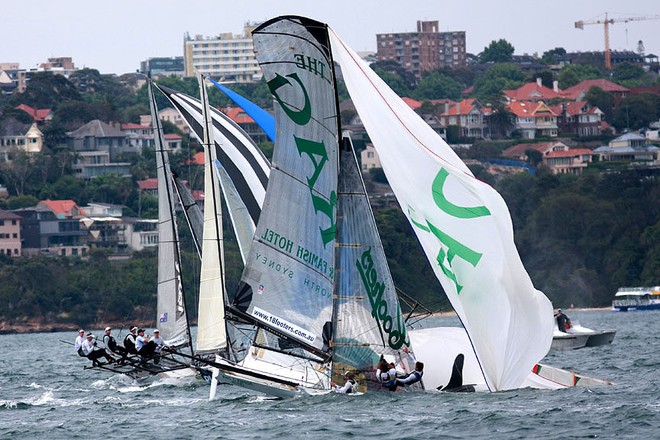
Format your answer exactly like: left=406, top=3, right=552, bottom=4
left=0, top=209, right=21, bottom=257
left=14, top=203, right=89, bottom=257
left=183, top=23, right=263, bottom=82
left=360, top=144, right=382, bottom=171
left=376, top=20, right=467, bottom=80
left=0, top=118, right=44, bottom=161
left=507, top=101, right=558, bottom=139
left=439, top=98, right=490, bottom=138
left=140, top=56, right=185, bottom=77
left=550, top=101, right=604, bottom=136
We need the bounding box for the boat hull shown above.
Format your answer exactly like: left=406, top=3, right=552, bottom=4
left=551, top=334, right=589, bottom=350
left=585, top=330, right=616, bottom=347
left=613, top=303, right=660, bottom=312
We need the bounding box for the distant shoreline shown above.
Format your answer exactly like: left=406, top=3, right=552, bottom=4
left=0, top=307, right=612, bottom=335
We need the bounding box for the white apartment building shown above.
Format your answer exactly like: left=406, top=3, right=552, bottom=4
left=183, top=23, right=263, bottom=83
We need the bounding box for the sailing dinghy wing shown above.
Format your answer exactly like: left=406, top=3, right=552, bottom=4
left=148, top=79, right=191, bottom=349
left=329, top=28, right=555, bottom=391
left=229, top=16, right=340, bottom=359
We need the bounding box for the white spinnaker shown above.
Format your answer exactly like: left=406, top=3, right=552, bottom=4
left=330, top=29, right=554, bottom=391
left=196, top=75, right=227, bottom=353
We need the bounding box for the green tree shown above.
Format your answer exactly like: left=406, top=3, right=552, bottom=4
left=473, top=64, right=525, bottom=103
left=18, top=72, right=81, bottom=110
left=557, top=64, right=603, bottom=89
left=6, top=195, right=39, bottom=209
left=479, top=39, right=515, bottom=63
left=612, top=62, right=653, bottom=88
left=413, top=71, right=462, bottom=100
left=486, top=103, right=515, bottom=138
left=612, top=93, right=659, bottom=131
left=541, top=47, right=566, bottom=64
left=584, top=86, right=615, bottom=122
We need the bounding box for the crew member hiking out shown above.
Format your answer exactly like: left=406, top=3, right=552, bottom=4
left=396, top=347, right=424, bottom=387
left=376, top=358, right=398, bottom=391
left=81, top=333, right=113, bottom=366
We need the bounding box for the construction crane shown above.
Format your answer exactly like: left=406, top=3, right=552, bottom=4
left=575, top=12, right=660, bottom=69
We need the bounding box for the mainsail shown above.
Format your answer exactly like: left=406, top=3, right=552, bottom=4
left=329, top=28, right=555, bottom=390
left=333, top=134, right=420, bottom=389
left=196, top=75, right=227, bottom=353
left=228, top=16, right=340, bottom=358
left=148, top=79, right=191, bottom=349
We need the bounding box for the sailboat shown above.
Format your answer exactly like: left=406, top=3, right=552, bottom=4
left=85, top=80, right=199, bottom=380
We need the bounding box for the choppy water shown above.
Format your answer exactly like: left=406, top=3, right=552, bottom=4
left=1, top=309, right=658, bottom=439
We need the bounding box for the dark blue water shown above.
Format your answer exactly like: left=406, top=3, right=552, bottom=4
left=1, top=309, right=658, bottom=439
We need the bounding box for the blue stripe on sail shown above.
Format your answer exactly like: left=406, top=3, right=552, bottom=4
left=209, top=78, right=276, bottom=142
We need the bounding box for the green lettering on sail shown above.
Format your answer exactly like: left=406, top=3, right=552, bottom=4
left=356, top=248, right=408, bottom=349
left=295, top=137, right=337, bottom=246
left=432, top=168, right=491, bottom=218
left=266, top=73, right=311, bottom=125
left=410, top=168, right=491, bottom=294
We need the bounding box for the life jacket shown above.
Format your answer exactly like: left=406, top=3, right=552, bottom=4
left=105, top=335, right=118, bottom=351
left=124, top=333, right=137, bottom=353
left=346, top=379, right=357, bottom=394
left=378, top=369, right=397, bottom=389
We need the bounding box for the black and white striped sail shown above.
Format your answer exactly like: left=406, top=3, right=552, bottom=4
left=230, top=17, right=339, bottom=357
left=155, top=84, right=269, bottom=229
left=148, top=80, right=190, bottom=349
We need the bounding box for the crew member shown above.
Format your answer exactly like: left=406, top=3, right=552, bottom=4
left=102, top=327, right=125, bottom=359
left=74, top=329, right=86, bottom=357
left=150, top=329, right=165, bottom=364
left=396, top=347, right=424, bottom=387
left=331, top=371, right=358, bottom=394
left=136, top=328, right=157, bottom=359
left=123, top=326, right=138, bottom=355
left=81, top=333, right=113, bottom=366
left=376, top=358, right=398, bottom=391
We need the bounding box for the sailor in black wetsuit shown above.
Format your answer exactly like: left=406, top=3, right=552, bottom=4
left=555, top=309, right=570, bottom=333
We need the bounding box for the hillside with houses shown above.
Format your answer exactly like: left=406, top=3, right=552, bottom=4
left=1, top=31, right=659, bottom=330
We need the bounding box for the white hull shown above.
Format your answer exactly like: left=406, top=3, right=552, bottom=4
left=208, top=351, right=330, bottom=399
left=409, top=327, right=611, bottom=391
left=552, top=325, right=617, bottom=349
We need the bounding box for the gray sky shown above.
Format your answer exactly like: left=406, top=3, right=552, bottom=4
left=4, top=0, right=660, bottom=75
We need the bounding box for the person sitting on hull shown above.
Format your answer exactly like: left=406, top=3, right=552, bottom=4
left=135, top=328, right=158, bottom=361
left=150, top=329, right=165, bottom=365
left=376, top=358, right=398, bottom=391
left=123, top=326, right=139, bottom=358
left=102, top=327, right=126, bottom=361
left=74, top=329, right=86, bottom=357
left=81, top=333, right=113, bottom=366
left=396, top=347, right=424, bottom=387
left=331, top=371, right=358, bottom=394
